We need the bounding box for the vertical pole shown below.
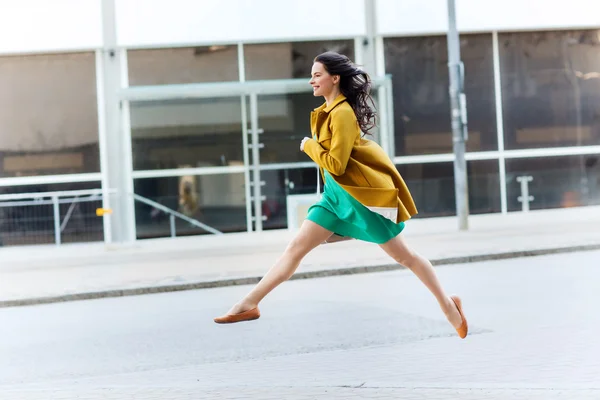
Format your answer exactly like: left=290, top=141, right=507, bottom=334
left=95, top=49, right=112, bottom=243
left=249, top=93, right=263, bottom=232
left=100, top=0, right=136, bottom=243
left=169, top=215, right=176, bottom=238
left=446, top=0, right=470, bottom=230
left=492, top=31, right=508, bottom=214
left=238, top=43, right=253, bottom=232
left=53, top=196, right=61, bottom=245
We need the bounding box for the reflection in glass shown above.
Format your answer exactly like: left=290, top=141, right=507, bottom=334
left=506, top=155, right=600, bottom=211
left=384, top=34, right=497, bottom=156
left=0, top=182, right=103, bottom=246
left=127, top=46, right=239, bottom=86
left=0, top=52, right=99, bottom=177
left=245, top=40, right=355, bottom=80
left=255, top=93, right=322, bottom=164
left=397, top=160, right=501, bottom=217
left=261, top=166, right=319, bottom=230
left=130, top=98, right=245, bottom=171
left=134, top=173, right=248, bottom=238
left=500, top=30, right=600, bottom=150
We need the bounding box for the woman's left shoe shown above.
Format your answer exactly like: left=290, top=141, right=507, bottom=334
left=449, top=295, right=468, bottom=339
left=214, top=307, right=260, bottom=324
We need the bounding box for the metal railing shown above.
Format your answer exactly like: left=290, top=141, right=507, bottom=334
left=132, top=193, right=222, bottom=236
left=0, top=189, right=221, bottom=247
left=0, top=189, right=106, bottom=246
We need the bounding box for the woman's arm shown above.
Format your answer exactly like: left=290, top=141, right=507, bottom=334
left=302, top=107, right=359, bottom=176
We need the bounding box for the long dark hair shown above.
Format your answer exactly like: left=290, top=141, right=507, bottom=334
left=314, top=51, right=376, bottom=134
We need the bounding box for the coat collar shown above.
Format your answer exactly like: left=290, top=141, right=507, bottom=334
left=314, top=94, right=347, bottom=114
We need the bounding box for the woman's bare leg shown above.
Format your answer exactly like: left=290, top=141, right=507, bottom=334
left=379, top=234, right=463, bottom=329
left=226, top=220, right=333, bottom=315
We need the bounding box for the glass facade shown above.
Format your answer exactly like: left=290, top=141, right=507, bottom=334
left=0, top=181, right=103, bottom=247
left=0, top=52, right=100, bottom=178
left=255, top=93, right=322, bottom=164
left=500, top=30, right=600, bottom=150
left=130, top=97, right=246, bottom=171
left=506, top=155, right=600, bottom=211
left=133, top=173, right=248, bottom=238
left=397, top=160, right=501, bottom=217
left=127, top=45, right=239, bottom=85
left=1, top=31, right=598, bottom=245
left=384, top=34, right=498, bottom=156
left=245, top=40, right=355, bottom=80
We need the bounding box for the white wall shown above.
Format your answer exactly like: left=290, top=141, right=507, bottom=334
left=377, top=0, right=600, bottom=36
left=115, top=0, right=366, bottom=48
left=0, top=0, right=598, bottom=55
left=0, top=0, right=102, bottom=55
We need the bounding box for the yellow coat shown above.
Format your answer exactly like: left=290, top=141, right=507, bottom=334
left=303, top=94, right=418, bottom=223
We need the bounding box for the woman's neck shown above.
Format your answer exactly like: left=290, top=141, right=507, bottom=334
left=324, top=89, right=341, bottom=107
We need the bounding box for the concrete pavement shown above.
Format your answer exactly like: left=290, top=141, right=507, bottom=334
left=0, top=206, right=599, bottom=307
left=1, top=251, right=599, bottom=399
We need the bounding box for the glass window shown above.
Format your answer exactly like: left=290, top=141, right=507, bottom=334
left=506, top=155, right=600, bottom=211
left=500, top=30, right=600, bottom=150
left=260, top=166, right=319, bottom=231
left=397, top=160, right=501, bottom=217
left=127, top=45, right=239, bottom=86
left=0, top=52, right=100, bottom=178
left=130, top=97, right=245, bottom=171
left=0, top=181, right=103, bottom=246
left=254, top=90, right=380, bottom=165
left=255, top=93, right=322, bottom=164
left=245, top=40, right=355, bottom=80
left=133, top=174, right=247, bottom=238
left=384, top=34, right=497, bottom=156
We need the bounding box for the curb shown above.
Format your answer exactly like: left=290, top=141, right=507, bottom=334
left=1, top=243, right=599, bottom=309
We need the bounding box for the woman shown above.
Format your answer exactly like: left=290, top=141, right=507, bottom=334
left=214, top=51, right=468, bottom=339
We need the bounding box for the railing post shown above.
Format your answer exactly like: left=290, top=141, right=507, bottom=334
left=52, top=196, right=61, bottom=245
left=169, top=214, right=176, bottom=238
left=517, top=175, right=534, bottom=212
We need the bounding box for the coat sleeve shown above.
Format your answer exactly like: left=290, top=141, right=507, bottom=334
left=303, top=107, right=359, bottom=176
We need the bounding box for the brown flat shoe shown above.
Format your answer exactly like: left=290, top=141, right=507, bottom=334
left=450, top=295, right=468, bottom=339
left=214, top=307, right=260, bottom=324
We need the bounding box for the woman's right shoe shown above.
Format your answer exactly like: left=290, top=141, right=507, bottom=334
left=449, top=295, right=468, bottom=339
left=214, top=307, right=260, bottom=324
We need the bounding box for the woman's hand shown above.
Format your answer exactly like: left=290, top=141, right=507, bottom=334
left=300, top=137, right=311, bottom=152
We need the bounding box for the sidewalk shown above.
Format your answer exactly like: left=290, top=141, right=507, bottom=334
left=1, top=206, right=599, bottom=308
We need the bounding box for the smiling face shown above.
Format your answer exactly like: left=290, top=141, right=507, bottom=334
left=309, top=62, right=339, bottom=98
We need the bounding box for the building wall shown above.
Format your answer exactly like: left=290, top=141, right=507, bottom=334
left=0, top=0, right=598, bottom=244
left=1, top=0, right=599, bottom=55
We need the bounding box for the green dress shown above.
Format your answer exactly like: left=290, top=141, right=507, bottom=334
left=306, top=169, right=405, bottom=244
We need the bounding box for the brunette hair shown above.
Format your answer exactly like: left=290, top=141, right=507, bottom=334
left=314, top=51, right=376, bottom=134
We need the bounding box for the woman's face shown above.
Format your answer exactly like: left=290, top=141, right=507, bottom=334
left=309, top=62, right=338, bottom=98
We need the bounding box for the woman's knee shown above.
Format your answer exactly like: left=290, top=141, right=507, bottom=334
left=393, top=248, right=419, bottom=268
left=285, top=236, right=312, bottom=260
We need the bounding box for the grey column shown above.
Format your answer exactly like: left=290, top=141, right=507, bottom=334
left=363, top=0, right=382, bottom=145
left=446, top=0, right=470, bottom=230
left=362, top=0, right=378, bottom=75
left=99, top=0, right=136, bottom=243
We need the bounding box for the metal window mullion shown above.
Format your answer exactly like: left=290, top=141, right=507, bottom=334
left=120, top=48, right=137, bottom=242
left=249, top=93, right=263, bottom=232
left=95, top=48, right=113, bottom=243
left=238, top=43, right=253, bottom=232
left=0, top=173, right=102, bottom=188
left=237, top=42, right=245, bottom=83
left=375, top=36, right=386, bottom=78
left=354, top=37, right=364, bottom=66
left=385, top=76, right=395, bottom=158
left=493, top=31, right=508, bottom=214
left=241, top=95, right=253, bottom=232
left=52, top=196, right=61, bottom=245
